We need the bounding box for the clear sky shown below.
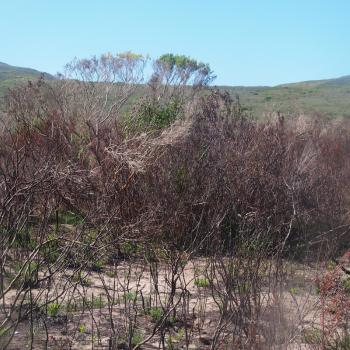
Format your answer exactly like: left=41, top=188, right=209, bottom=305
left=1, top=0, right=349, bottom=86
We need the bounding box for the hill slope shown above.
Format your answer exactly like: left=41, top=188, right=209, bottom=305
left=223, top=75, right=350, bottom=119
left=0, top=61, right=349, bottom=119
left=0, top=61, right=53, bottom=100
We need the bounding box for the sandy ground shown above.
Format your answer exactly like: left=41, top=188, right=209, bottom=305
left=0, top=259, right=327, bottom=349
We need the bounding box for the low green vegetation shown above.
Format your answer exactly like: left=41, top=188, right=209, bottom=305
left=131, top=331, right=144, bottom=347
left=0, top=61, right=53, bottom=101
left=147, top=307, right=164, bottom=323
left=224, top=76, right=350, bottom=119
left=78, top=324, right=87, bottom=333
left=194, top=277, right=210, bottom=288
left=123, top=291, right=138, bottom=302
left=47, top=302, right=60, bottom=318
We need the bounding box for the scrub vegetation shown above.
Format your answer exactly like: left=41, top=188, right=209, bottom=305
left=0, top=52, right=350, bottom=349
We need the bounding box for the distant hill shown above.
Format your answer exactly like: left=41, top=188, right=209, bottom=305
left=0, top=61, right=349, bottom=119
left=223, top=75, right=350, bottom=119
left=0, top=61, right=54, bottom=101
left=279, top=75, right=350, bottom=87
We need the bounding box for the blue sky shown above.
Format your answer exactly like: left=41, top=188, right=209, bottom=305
left=1, top=0, right=349, bottom=86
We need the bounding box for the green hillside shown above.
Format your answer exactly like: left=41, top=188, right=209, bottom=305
left=0, top=61, right=349, bottom=119
left=0, top=61, right=53, bottom=100
left=223, top=75, right=350, bottom=119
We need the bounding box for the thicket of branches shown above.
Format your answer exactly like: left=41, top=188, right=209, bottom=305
left=0, top=52, right=349, bottom=349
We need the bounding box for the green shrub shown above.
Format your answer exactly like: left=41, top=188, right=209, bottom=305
left=106, top=270, right=116, bottom=278
left=90, top=260, right=104, bottom=272
left=53, top=211, right=83, bottom=226
left=120, top=241, right=143, bottom=257
left=123, top=291, right=137, bottom=302
left=131, top=331, right=143, bottom=347
left=341, top=277, right=350, bottom=294
left=84, top=295, right=105, bottom=309
left=125, top=98, right=183, bottom=134
left=194, top=277, right=210, bottom=288
left=148, top=307, right=163, bottom=323
left=47, top=302, right=60, bottom=318
left=327, top=260, right=337, bottom=270
left=238, top=282, right=251, bottom=294
left=78, top=324, right=87, bottom=333
left=289, top=287, right=298, bottom=295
